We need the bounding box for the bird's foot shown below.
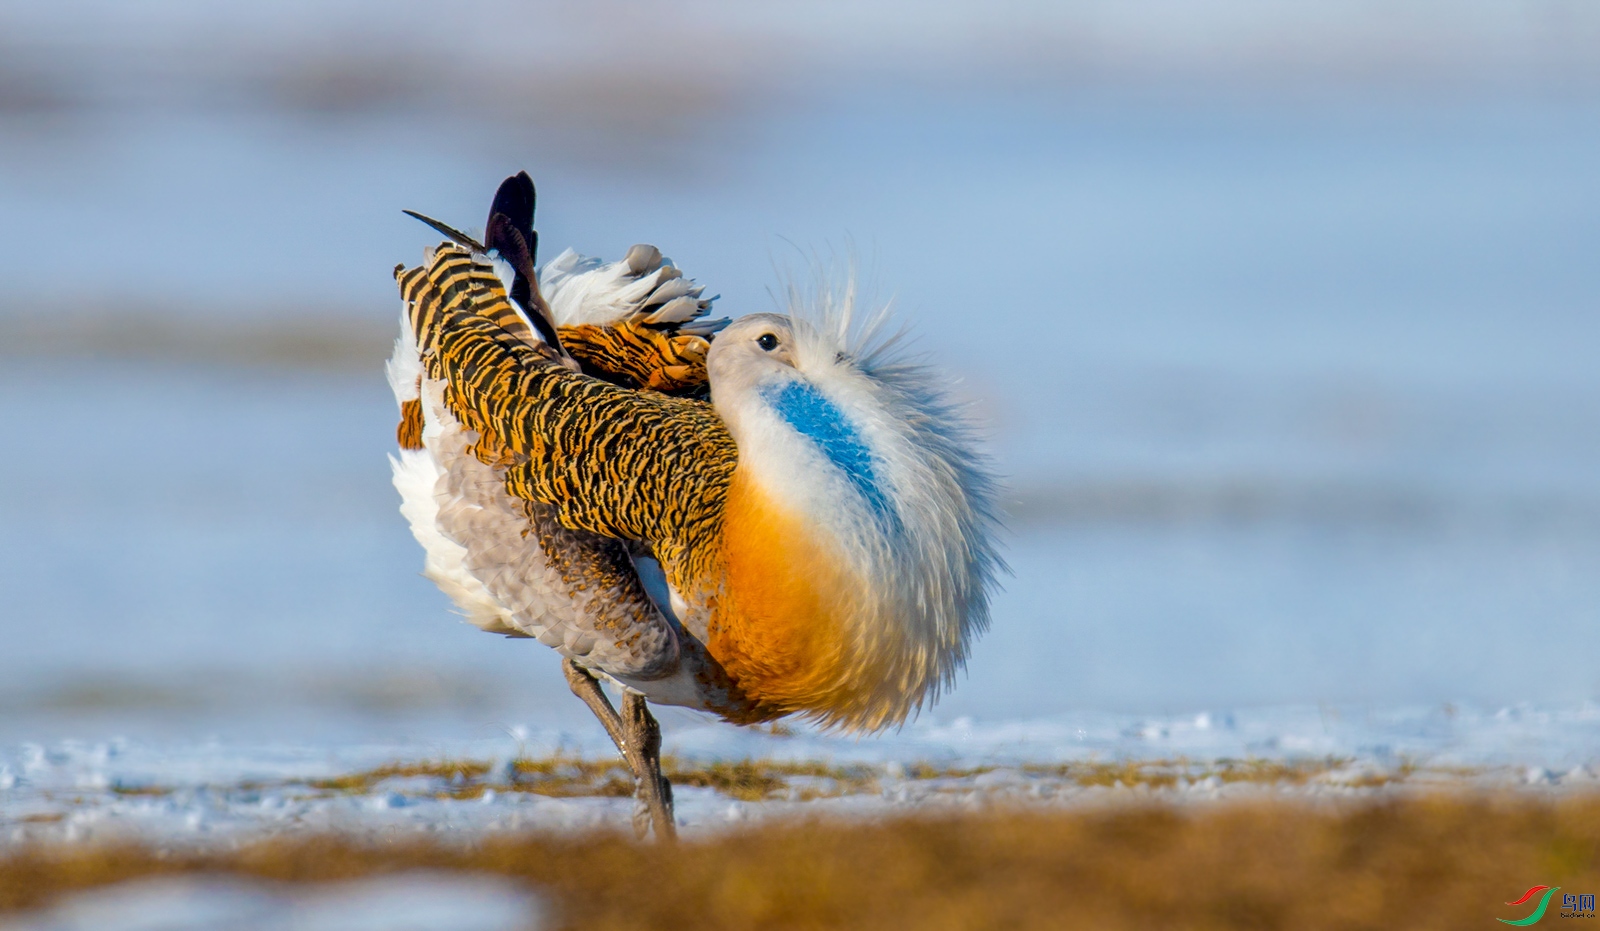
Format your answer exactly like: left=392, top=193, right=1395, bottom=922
left=622, top=691, right=677, bottom=842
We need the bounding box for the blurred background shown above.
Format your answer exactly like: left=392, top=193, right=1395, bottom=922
left=2, top=0, right=1598, bottom=744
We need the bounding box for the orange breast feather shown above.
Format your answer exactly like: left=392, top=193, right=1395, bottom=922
left=711, top=472, right=860, bottom=713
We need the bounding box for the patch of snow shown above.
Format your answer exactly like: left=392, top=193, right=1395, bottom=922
left=1, top=700, right=1599, bottom=846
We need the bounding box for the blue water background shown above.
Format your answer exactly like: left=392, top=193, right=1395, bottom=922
left=1, top=86, right=1597, bottom=742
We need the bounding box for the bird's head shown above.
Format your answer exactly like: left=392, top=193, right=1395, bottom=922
left=707, top=311, right=888, bottom=454
left=705, top=313, right=800, bottom=392
left=706, top=311, right=889, bottom=522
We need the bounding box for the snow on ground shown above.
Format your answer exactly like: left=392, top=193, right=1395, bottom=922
left=4, top=702, right=1599, bottom=847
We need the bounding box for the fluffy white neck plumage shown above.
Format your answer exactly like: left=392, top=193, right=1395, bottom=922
left=707, top=305, right=1004, bottom=730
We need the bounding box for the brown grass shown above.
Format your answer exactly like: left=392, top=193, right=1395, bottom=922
left=1019, top=756, right=1413, bottom=790
left=53, top=758, right=1452, bottom=825
left=1, top=794, right=1596, bottom=929
left=92, top=754, right=1414, bottom=809
left=86, top=756, right=897, bottom=805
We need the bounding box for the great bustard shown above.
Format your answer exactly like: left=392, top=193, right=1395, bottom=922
left=389, top=173, right=1002, bottom=839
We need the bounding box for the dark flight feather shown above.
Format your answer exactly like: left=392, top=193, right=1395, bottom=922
left=486, top=171, right=537, bottom=254
left=401, top=210, right=484, bottom=251
left=484, top=172, right=561, bottom=350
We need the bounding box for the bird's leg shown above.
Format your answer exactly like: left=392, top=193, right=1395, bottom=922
left=561, top=660, right=677, bottom=842
left=562, top=659, right=626, bottom=752
left=621, top=691, right=677, bottom=842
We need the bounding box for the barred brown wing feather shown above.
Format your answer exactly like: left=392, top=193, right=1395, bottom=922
left=403, top=248, right=736, bottom=572
left=396, top=244, right=704, bottom=681
left=465, top=329, right=733, bottom=563
left=558, top=319, right=711, bottom=395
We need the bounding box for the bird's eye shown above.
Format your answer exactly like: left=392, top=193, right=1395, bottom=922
left=757, top=333, right=779, bottom=351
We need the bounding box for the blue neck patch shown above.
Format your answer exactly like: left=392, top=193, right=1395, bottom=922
left=762, top=379, right=891, bottom=519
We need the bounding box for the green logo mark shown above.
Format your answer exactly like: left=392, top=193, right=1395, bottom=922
left=1500, top=886, right=1561, bottom=926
